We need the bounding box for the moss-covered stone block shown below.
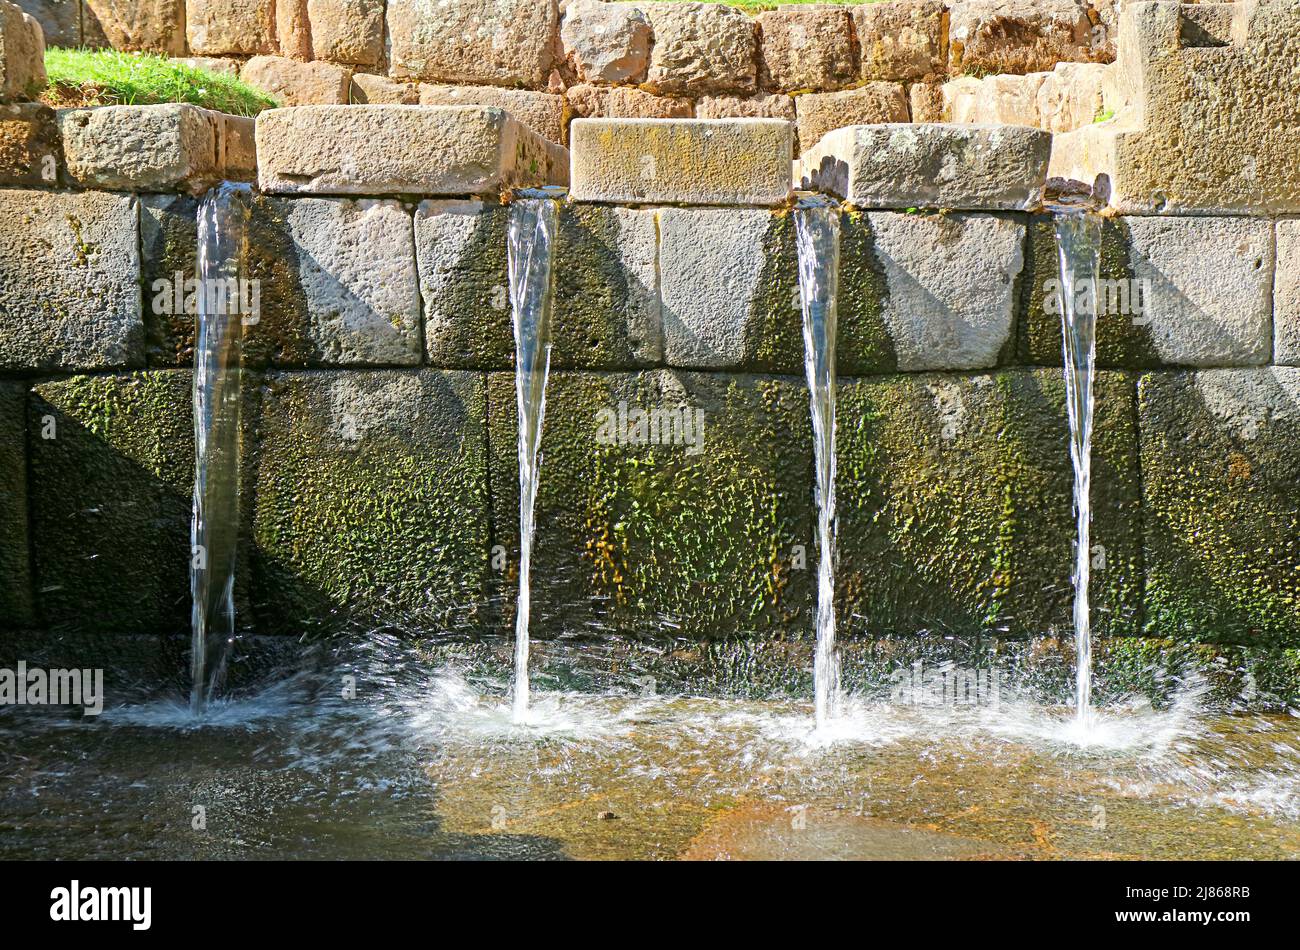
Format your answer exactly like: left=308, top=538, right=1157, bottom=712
left=837, top=210, right=896, bottom=376
left=417, top=200, right=663, bottom=371
left=250, top=369, right=490, bottom=633
left=0, top=381, right=33, bottom=627
left=1139, top=368, right=1300, bottom=646
left=141, top=193, right=200, bottom=368
left=487, top=370, right=813, bottom=639
left=836, top=368, right=1143, bottom=638
left=29, top=372, right=193, bottom=632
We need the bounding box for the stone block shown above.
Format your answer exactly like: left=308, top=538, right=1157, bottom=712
left=386, top=0, right=558, bottom=88
left=418, top=84, right=565, bottom=144
left=350, top=73, right=419, bottom=105
left=307, top=0, right=385, bottom=68
left=82, top=0, right=185, bottom=55
left=696, top=94, right=794, bottom=123
left=140, top=193, right=199, bottom=367
left=0, top=189, right=141, bottom=372
left=561, top=0, right=652, bottom=86
left=59, top=103, right=226, bottom=193
left=241, top=55, right=352, bottom=106
left=794, top=84, right=910, bottom=154
left=0, top=1, right=44, bottom=101
left=12, top=0, right=77, bottom=48
left=569, top=118, right=792, bottom=207
left=0, top=102, right=59, bottom=186
left=276, top=0, right=312, bottom=60
left=1276, top=219, right=1300, bottom=366
left=251, top=369, right=490, bottom=632
left=187, top=0, right=276, bottom=56
left=949, top=0, right=1096, bottom=76
left=642, top=2, right=757, bottom=96
left=756, top=7, right=854, bottom=92
left=0, top=381, right=32, bottom=627
left=256, top=105, right=569, bottom=196
left=1036, top=61, right=1108, bottom=132
left=853, top=0, right=948, bottom=82
left=565, top=84, right=693, bottom=122
left=796, top=123, right=1050, bottom=211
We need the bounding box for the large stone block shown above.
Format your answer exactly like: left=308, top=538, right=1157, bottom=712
left=569, top=118, right=792, bottom=207
left=1277, top=220, right=1300, bottom=366
left=486, top=369, right=813, bottom=638
left=251, top=369, right=490, bottom=633
left=793, top=84, right=910, bottom=154
left=59, top=104, right=228, bottom=193
left=642, top=2, right=757, bottom=95
left=0, top=1, right=44, bottom=101
left=187, top=0, right=276, bottom=55
left=0, top=102, right=59, bottom=186
left=244, top=196, right=421, bottom=367
left=565, top=84, right=693, bottom=122
left=1020, top=215, right=1273, bottom=368
left=0, top=189, right=141, bottom=372
left=1139, top=368, right=1300, bottom=645
left=415, top=200, right=662, bottom=370
left=837, top=369, right=1143, bottom=638
left=869, top=212, right=1022, bottom=371
left=949, top=0, right=1096, bottom=76
left=946, top=72, right=1047, bottom=127
left=29, top=372, right=193, bottom=632
left=82, top=0, right=186, bottom=55
left=386, top=0, right=558, bottom=88
left=418, top=84, right=565, bottom=144
left=276, top=0, right=312, bottom=61
left=140, top=193, right=199, bottom=368
left=307, top=0, right=385, bottom=68
left=853, top=0, right=948, bottom=82
left=0, top=381, right=32, bottom=627
left=796, top=123, right=1051, bottom=211
left=12, top=0, right=77, bottom=48
left=657, top=207, right=800, bottom=374
left=241, top=56, right=352, bottom=106
left=1036, top=62, right=1108, bottom=132
left=256, top=105, right=568, bottom=196
left=1049, top=0, right=1300, bottom=214
left=561, top=0, right=652, bottom=86
left=756, top=7, right=854, bottom=92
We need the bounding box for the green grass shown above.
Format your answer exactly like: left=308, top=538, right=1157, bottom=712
left=43, top=48, right=277, bottom=116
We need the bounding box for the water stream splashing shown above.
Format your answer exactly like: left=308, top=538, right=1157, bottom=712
left=190, top=182, right=253, bottom=714
left=795, top=197, right=842, bottom=728
left=507, top=194, right=560, bottom=723
left=1052, top=207, right=1103, bottom=728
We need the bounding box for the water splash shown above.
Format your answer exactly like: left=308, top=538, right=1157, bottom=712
left=507, top=195, right=560, bottom=723
left=190, top=182, right=253, bottom=715
left=795, top=196, right=842, bottom=728
left=1052, top=208, right=1103, bottom=728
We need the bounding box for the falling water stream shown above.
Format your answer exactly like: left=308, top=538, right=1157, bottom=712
left=507, top=194, right=560, bottom=723
left=190, top=182, right=253, bottom=714
left=795, top=197, right=842, bottom=728
left=1052, top=207, right=1103, bottom=728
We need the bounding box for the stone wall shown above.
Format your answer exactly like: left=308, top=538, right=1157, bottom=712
left=0, top=176, right=1295, bottom=646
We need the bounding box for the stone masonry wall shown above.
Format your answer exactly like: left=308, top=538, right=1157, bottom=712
left=0, top=175, right=1296, bottom=648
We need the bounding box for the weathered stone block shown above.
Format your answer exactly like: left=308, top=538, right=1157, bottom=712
left=140, top=193, right=198, bottom=367
left=1049, top=0, right=1300, bottom=214
left=276, top=0, right=312, bottom=61
left=0, top=189, right=141, bottom=372
left=1036, top=61, right=1107, bottom=132
left=487, top=370, right=813, bottom=638
left=59, top=104, right=226, bottom=193
left=954, top=72, right=1047, bottom=127
left=1276, top=220, right=1300, bottom=366
left=251, top=369, right=490, bottom=633
left=307, top=0, right=385, bottom=67
left=868, top=212, right=1023, bottom=371
left=241, top=56, right=352, bottom=106
left=82, top=0, right=186, bottom=55
left=0, top=1, right=44, bottom=101
left=853, top=0, right=948, bottom=82
left=569, top=118, right=792, bottom=207
left=793, top=84, right=910, bottom=154
left=949, top=0, right=1095, bottom=76
left=29, top=372, right=193, bottom=632
left=837, top=369, right=1143, bottom=638
left=1020, top=215, right=1273, bottom=368
left=797, top=124, right=1051, bottom=211
left=757, top=7, right=854, bottom=93
left=0, top=102, right=59, bottom=186
left=220, top=113, right=257, bottom=181
left=416, top=200, right=661, bottom=370
left=244, top=196, right=420, bottom=367
left=561, top=0, right=652, bottom=86
left=658, top=207, right=800, bottom=373
left=350, top=73, right=419, bottom=105
left=256, top=105, right=569, bottom=196
left=642, top=2, right=757, bottom=95
left=565, top=84, right=693, bottom=122
left=696, top=94, right=794, bottom=123
left=908, top=82, right=944, bottom=122
left=418, top=84, right=565, bottom=144
left=0, top=381, right=32, bottom=627
left=386, top=0, right=558, bottom=88
left=174, top=56, right=242, bottom=78
left=12, top=0, right=76, bottom=48
left=187, top=0, right=276, bottom=55
left=1139, top=368, right=1300, bottom=645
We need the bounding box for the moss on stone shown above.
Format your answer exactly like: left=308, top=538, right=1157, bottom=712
left=836, top=210, right=897, bottom=375
left=140, top=193, right=199, bottom=368
left=0, top=382, right=33, bottom=627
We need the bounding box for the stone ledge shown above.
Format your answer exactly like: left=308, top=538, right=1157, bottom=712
left=256, top=104, right=569, bottom=196
left=796, top=123, right=1051, bottom=211
left=569, top=117, right=793, bottom=207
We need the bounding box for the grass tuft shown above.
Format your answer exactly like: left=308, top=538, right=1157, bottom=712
left=43, top=48, right=277, bottom=117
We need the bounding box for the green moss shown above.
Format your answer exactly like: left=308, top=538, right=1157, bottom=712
left=837, top=210, right=897, bottom=374
left=43, top=48, right=276, bottom=116
left=0, top=383, right=33, bottom=627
